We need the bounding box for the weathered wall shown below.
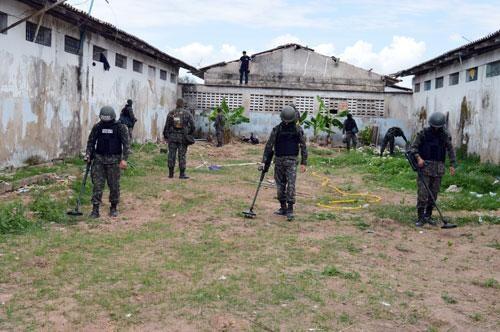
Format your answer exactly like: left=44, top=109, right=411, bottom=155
left=203, top=46, right=386, bottom=92
left=409, top=49, right=500, bottom=163
left=183, top=84, right=410, bottom=144
left=0, top=0, right=179, bottom=168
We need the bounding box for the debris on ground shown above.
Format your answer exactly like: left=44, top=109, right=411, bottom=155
left=445, top=185, right=462, bottom=193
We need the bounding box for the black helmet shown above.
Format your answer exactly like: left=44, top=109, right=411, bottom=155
left=429, top=112, right=446, bottom=128
left=176, top=98, right=185, bottom=108
left=347, top=113, right=353, bottom=119
left=127, top=99, right=133, bottom=106
left=280, top=106, right=296, bottom=123
left=99, top=106, right=116, bottom=122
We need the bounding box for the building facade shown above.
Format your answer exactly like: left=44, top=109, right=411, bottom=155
left=0, top=0, right=195, bottom=168
left=396, top=30, right=500, bottom=163
left=183, top=44, right=412, bottom=143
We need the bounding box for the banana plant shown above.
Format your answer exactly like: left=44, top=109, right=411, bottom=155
left=303, top=96, right=345, bottom=140
left=207, top=98, right=250, bottom=142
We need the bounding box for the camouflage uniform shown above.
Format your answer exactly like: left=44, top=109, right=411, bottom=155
left=343, top=117, right=358, bottom=150
left=381, top=127, right=407, bottom=156
left=86, top=121, right=130, bottom=206
left=214, top=112, right=225, bottom=147
left=163, top=107, right=195, bottom=171
left=411, top=127, right=456, bottom=221
left=263, top=123, right=308, bottom=204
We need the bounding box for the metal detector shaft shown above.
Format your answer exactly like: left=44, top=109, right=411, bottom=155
left=248, top=171, right=266, bottom=212
left=76, top=163, right=91, bottom=211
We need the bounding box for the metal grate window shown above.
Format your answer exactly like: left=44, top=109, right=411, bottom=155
left=449, top=72, right=459, bottom=85
left=115, top=53, right=127, bottom=69
left=170, top=73, right=177, bottom=83
left=414, top=83, right=420, bottom=92
left=133, top=60, right=143, bottom=73
left=435, top=76, right=444, bottom=89
left=93, top=45, right=107, bottom=62
left=64, top=35, right=80, bottom=55
left=160, top=70, right=167, bottom=80
left=486, top=60, right=500, bottom=78
left=424, top=80, right=431, bottom=90
left=26, top=21, right=51, bottom=46
left=0, top=11, right=7, bottom=35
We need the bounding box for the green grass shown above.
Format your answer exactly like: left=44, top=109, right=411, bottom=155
left=472, top=278, right=499, bottom=289
left=0, top=202, right=33, bottom=235
left=441, top=292, right=457, bottom=304
left=30, top=193, right=70, bottom=224
left=322, top=265, right=361, bottom=281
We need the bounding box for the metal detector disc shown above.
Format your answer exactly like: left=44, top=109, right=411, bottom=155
left=242, top=211, right=256, bottom=219
left=441, top=223, right=457, bottom=229
left=67, top=210, right=83, bottom=217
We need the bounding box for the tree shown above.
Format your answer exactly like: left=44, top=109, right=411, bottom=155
left=303, top=96, right=346, bottom=142
left=207, top=99, right=250, bottom=142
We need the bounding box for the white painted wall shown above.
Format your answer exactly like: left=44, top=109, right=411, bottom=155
left=409, top=49, right=500, bottom=163
left=0, top=0, right=179, bottom=167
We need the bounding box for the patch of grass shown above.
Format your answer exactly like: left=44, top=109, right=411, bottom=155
left=441, top=292, right=457, bottom=304
left=322, top=266, right=361, bottom=281
left=354, top=220, right=370, bottom=230
left=486, top=240, right=500, bottom=250
left=310, top=212, right=337, bottom=221
left=0, top=202, right=33, bottom=234
left=372, top=205, right=414, bottom=225
left=338, top=312, right=352, bottom=324
left=472, top=278, right=499, bottom=289
left=469, top=312, right=482, bottom=322
left=452, top=215, right=500, bottom=225
left=30, top=193, right=69, bottom=224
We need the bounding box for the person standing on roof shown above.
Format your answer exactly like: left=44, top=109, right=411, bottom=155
left=239, top=51, right=251, bottom=85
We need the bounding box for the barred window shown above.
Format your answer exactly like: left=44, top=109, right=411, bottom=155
left=170, top=73, right=177, bottom=83
left=26, top=21, right=51, bottom=46
left=160, top=69, right=167, bottom=80
left=435, top=76, right=444, bottom=89
left=0, top=12, right=7, bottom=35
left=93, top=45, right=107, bottom=62
left=414, top=83, right=420, bottom=92
left=133, top=60, right=143, bottom=73
left=64, top=35, right=80, bottom=55
left=424, top=80, right=431, bottom=91
left=115, top=53, right=127, bottom=69
left=449, top=72, right=459, bottom=85
left=486, top=60, right=500, bottom=78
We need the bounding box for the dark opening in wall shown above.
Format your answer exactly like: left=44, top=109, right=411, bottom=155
left=26, top=21, right=52, bottom=46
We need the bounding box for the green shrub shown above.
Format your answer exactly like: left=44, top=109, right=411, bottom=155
left=359, top=126, right=373, bottom=145
left=30, top=193, right=68, bottom=224
left=0, top=202, right=32, bottom=234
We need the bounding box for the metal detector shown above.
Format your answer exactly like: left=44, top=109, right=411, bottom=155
left=405, top=151, right=457, bottom=229
left=242, top=153, right=273, bottom=219
left=67, top=162, right=91, bottom=217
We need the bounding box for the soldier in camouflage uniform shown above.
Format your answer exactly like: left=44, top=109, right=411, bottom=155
left=163, top=98, right=195, bottom=179
left=214, top=107, right=225, bottom=147
left=380, top=127, right=407, bottom=156
left=262, top=106, right=308, bottom=221
left=343, top=113, right=358, bottom=151
left=410, top=112, right=456, bottom=227
left=85, top=106, right=130, bottom=218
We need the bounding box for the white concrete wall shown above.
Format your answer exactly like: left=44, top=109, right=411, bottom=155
left=410, top=49, right=500, bottom=163
left=0, top=0, right=179, bottom=167
left=204, top=47, right=386, bottom=92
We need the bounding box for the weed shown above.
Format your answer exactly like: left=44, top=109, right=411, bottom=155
left=372, top=205, right=414, bottom=225
left=441, top=292, right=457, bottom=304
left=0, top=202, right=32, bottom=234
left=486, top=240, right=500, bottom=250
left=354, top=220, right=370, bottom=230
left=472, top=278, right=499, bottom=289
left=338, top=312, right=352, bottom=324
left=322, top=266, right=361, bottom=281
left=427, top=327, right=439, bottom=332
left=30, top=193, right=69, bottom=224
left=311, top=212, right=337, bottom=221
left=469, top=313, right=482, bottom=322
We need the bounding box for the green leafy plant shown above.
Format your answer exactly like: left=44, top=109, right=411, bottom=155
left=303, top=96, right=345, bottom=141
left=207, top=99, right=250, bottom=142
left=359, top=126, right=374, bottom=146
left=0, top=202, right=32, bottom=234
left=30, top=193, right=68, bottom=224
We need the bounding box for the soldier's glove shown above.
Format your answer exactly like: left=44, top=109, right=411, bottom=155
left=84, top=154, right=91, bottom=163
left=258, top=163, right=265, bottom=172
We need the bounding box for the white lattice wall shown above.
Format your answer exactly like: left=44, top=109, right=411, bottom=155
left=183, top=91, right=243, bottom=110
left=322, top=97, right=384, bottom=117
left=250, top=94, right=313, bottom=113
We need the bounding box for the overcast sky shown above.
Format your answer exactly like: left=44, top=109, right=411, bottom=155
left=69, top=0, right=500, bottom=86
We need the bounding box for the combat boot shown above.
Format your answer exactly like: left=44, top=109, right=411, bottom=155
left=415, top=207, right=426, bottom=227
left=179, top=169, right=189, bottom=179
left=274, top=201, right=287, bottom=216
left=89, top=204, right=100, bottom=219
left=286, top=202, right=295, bottom=221
left=109, top=204, right=118, bottom=217
left=425, top=206, right=437, bottom=226
left=168, top=167, right=174, bottom=179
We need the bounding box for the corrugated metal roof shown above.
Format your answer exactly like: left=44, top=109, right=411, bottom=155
left=16, top=0, right=196, bottom=71
left=394, top=29, right=500, bottom=77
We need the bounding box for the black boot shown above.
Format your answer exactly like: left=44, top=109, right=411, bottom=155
left=274, top=201, right=287, bottom=216
left=179, top=169, right=189, bottom=179
left=415, top=207, right=426, bottom=227
left=286, top=202, right=295, bottom=221
left=109, top=204, right=118, bottom=217
left=168, top=167, right=174, bottom=179
left=89, top=204, right=100, bottom=219
left=425, top=206, right=437, bottom=226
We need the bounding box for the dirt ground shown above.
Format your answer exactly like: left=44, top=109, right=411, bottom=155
left=0, top=142, right=498, bottom=331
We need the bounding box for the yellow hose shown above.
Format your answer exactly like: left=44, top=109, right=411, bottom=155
left=312, top=171, right=382, bottom=210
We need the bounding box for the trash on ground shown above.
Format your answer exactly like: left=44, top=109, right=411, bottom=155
left=445, top=185, right=461, bottom=193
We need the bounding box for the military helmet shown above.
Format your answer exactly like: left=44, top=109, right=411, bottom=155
left=176, top=98, right=185, bottom=108
left=428, top=112, right=446, bottom=128
left=127, top=99, right=133, bottom=106
left=99, top=106, right=116, bottom=122
left=280, top=105, right=296, bottom=123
